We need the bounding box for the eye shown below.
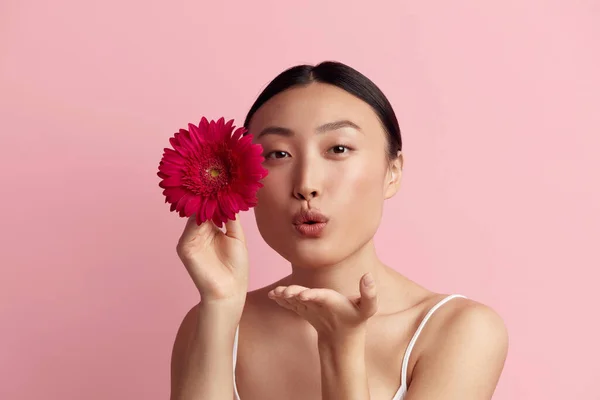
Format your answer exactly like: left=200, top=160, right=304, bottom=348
left=329, top=145, right=352, bottom=154
left=265, top=150, right=290, bottom=159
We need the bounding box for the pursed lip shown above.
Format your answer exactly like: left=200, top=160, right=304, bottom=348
left=292, top=208, right=330, bottom=225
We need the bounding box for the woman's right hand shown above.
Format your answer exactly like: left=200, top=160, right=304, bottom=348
left=176, top=214, right=249, bottom=306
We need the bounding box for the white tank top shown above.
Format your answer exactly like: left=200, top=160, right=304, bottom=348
left=233, top=293, right=466, bottom=399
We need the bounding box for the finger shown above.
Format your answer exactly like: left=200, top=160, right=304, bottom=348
left=224, top=213, right=246, bottom=243
left=359, top=272, right=378, bottom=318
left=298, top=288, right=342, bottom=308
left=269, top=286, right=310, bottom=312
left=179, top=213, right=219, bottom=244
left=279, top=286, right=306, bottom=311
left=269, top=286, right=288, bottom=297
left=298, top=289, right=317, bottom=301
left=268, top=285, right=307, bottom=298
left=271, top=296, right=294, bottom=310
left=348, top=294, right=362, bottom=307
left=296, top=289, right=323, bottom=310
left=268, top=290, right=297, bottom=311
left=285, top=293, right=308, bottom=313
left=282, top=285, right=309, bottom=298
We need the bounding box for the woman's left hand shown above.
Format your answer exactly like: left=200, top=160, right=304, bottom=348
left=267, top=272, right=378, bottom=340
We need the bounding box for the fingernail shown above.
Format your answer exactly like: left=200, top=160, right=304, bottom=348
left=363, top=272, right=374, bottom=286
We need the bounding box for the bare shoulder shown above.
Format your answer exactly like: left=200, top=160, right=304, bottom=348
left=419, top=295, right=508, bottom=354
left=437, top=296, right=507, bottom=348
left=406, top=296, right=509, bottom=398
left=455, top=298, right=507, bottom=332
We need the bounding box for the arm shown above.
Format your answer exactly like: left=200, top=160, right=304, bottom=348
left=268, top=273, right=379, bottom=400
left=170, top=299, right=244, bottom=400
left=317, top=329, right=371, bottom=400
left=404, top=303, right=509, bottom=400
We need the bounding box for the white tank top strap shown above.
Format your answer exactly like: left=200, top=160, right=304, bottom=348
left=400, top=294, right=467, bottom=387
left=233, top=324, right=240, bottom=367
left=233, top=324, right=241, bottom=399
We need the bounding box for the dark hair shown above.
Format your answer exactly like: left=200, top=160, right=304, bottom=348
left=243, top=61, right=402, bottom=160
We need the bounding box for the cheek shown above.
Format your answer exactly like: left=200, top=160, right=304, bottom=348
left=328, top=160, right=386, bottom=239
left=254, top=172, right=289, bottom=234
left=329, top=159, right=386, bottom=205
left=253, top=178, right=296, bottom=262
left=256, top=171, right=286, bottom=206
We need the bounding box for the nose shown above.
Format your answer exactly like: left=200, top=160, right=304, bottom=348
left=292, top=159, right=321, bottom=202
left=294, top=187, right=318, bottom=201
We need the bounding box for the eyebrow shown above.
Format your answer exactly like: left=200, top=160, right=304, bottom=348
left=257, top=119, right=362, bottom=139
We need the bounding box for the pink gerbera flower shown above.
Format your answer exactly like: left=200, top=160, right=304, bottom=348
left=157, top=117, right=268, bottom=227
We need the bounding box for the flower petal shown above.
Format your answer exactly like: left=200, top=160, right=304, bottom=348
left=184, top=195, right=201, bottom=217
left=160, top=176, right=183, bottom=187
left=188, top=123, right=205, bottom=149
left=169, top=136, right=189, bottom=157
left=204, top=197, right=217, bottom=220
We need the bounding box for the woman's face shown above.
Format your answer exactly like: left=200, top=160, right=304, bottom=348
left=248, top=82, right=401, bottom=268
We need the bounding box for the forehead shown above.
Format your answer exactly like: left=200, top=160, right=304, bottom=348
left=248, top=82, right=383, bottom=135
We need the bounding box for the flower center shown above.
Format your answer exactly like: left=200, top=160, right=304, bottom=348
left=195, top=157, right=231, bottom=196
left=201, top=161, right=228, bottom=188
left=208, top=168, right=221, bottom=178
left=182, top=145, right=233, bottom=197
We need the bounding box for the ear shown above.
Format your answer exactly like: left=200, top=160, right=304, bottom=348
left=384, top=151, right=403, bottom=199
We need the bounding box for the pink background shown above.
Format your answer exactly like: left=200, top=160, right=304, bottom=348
left=1, top=1, right=599, bottom=399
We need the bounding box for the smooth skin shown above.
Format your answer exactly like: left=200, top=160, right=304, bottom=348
left=170, top=82, right=508, bottom=400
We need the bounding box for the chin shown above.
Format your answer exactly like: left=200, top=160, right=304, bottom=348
left=278, top=238, right=349, bottom=268
left=256, top=218, right=373, bottom=268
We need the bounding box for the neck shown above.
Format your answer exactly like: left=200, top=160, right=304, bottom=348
left=284, top=240, right=390, bottom=298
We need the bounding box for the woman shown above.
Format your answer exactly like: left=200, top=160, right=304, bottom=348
left=170, top=61, right=508, bottom=400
